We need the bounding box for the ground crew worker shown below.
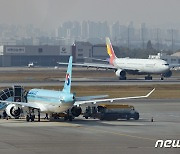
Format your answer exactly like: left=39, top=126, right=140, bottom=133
left=44, top=113, right=49, bottom=119
left=3, top=110, right=7, bottom=119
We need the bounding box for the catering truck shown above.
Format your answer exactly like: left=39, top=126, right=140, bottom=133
left=83, top=104, right=139, bottom=120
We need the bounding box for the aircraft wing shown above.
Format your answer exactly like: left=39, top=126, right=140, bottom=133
left=74, top=88, right=155, bottom=106
left=0, top=100, right=40, bottom=109
left=83, top=57, right=109, bottom=62
left=76, top=95, right=108, bottom=101
left=57, top=62, right=117, bottom=70
left=57, top=62, right=141, bottom=72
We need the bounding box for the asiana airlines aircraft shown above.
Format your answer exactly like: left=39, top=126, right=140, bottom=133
left=58, top=38, right=172, bottom=80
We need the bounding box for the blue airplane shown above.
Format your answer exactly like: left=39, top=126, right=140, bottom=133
left=1, top=56, right=155, bottom=121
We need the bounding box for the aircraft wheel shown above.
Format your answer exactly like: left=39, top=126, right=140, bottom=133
left=134, top=113, right=139, bottom=120
left=119, top=77, right=126, bottom=80
left=64, top=116, right=68, bottom=121
left=69, top=116, right=73, bottom=121
left=145, top=76, right=152, bottom=80
left=30, top=115, right=35, bottom=122
left=126, top=114, right=130, bottom=120
left=26, top=115, right=30, bottom=122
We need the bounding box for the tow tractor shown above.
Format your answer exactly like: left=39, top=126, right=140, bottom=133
left=83, top=104, right=139, bottom=120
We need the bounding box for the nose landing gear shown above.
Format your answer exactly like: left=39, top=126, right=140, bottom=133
left=160, top=74, right=164, bottom=80
left=26, top=108, right=41, bottom=122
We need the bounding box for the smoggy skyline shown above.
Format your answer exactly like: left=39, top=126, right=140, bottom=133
left=0, top=0, right=180, bottom=30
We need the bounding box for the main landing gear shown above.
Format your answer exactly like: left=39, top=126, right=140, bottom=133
left=26, top=114, right=35, bottom=122
left=49, top=110, right=74, bottom=121
left=64, top=109, right=73, bottom=121
left=119, top=76, right=127, bottom=80
left=160, top=74, right=164, bottom=80
left=145, top=75, right=152, bottom=80
left=145, top=74, right=164, bottom=80
left=64, top=115, right=73, bottom=121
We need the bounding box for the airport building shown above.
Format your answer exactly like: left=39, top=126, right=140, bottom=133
left=72, top=42, right=108, bottom=62
left=0, top=45, right=71, bottom=66
left=0, top=42, right=109, bottom=66
left=72, top=41, right=92, bottom=62
left=92, top=45, right=108, bottom=59
left=148, top=52, right=180, bottom=65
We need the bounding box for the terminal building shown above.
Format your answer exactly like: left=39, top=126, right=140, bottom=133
left=72, top=41, right=93, bottom=62
left=92, top=45, right=108, bottom=60
left=0, top=42, right=109, bottom=67
left=0, top=45, right=71, bottom=67
left=72, top=42, right=108, bottom=63
left=148, top=52, right=180, bottom=66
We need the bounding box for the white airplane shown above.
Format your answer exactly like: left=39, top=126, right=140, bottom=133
left=58, top=38, right=172, bottom=80
left=0, top=56, right=155, bottom=122
left=28, top=62, right=35, bottom=68
left=105, top=37, right=171, bottom=80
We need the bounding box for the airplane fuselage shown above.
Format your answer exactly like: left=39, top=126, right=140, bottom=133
left=114, top=58, right=170, bottom=74
left=27, top=89, right=74, bottom=113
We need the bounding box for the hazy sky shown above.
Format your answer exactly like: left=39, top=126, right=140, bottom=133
left=0, top=0, right=179, bottom=29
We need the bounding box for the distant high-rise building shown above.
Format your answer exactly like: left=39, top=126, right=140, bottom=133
left=88, top=21, right=98, bottom=38
left=112, top=21, right=120, bottom=42
left=82, top=21, right=88, bottom=39
left=100, top=21, right=110, bottom=39
left=71, top=21, right=81, bottom=39
left=141, top=23, right=148, bottom=49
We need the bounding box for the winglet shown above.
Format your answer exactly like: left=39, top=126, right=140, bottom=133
left=62, top=56, right=73, bottom=93
left=145, top=88, right=155, bottom=97
left=106, top=37, right=117, bottom=65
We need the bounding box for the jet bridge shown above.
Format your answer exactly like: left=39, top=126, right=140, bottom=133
left=13, top=85, right=26, bottom=102
left=0, top=85, right=26, bottom=110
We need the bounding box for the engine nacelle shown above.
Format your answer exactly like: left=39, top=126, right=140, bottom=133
left=71, top=106, right=82, bottom=117
left=115, top=69, right=126, bottom=78
left=163, top=70, right=172, bottom=78
left=6, top=104, right=21, bottom=118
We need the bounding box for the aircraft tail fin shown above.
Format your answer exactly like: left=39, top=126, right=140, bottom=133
left=62, top=56, right=73, bottom=93
left=106, top=37, right=117, bottom=65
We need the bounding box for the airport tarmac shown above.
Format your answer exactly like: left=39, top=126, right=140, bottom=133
left=0, top=99, right=179, bottom=154
left=0, top=78, right=180, bottom=87
left=0, top=67, right=179, bottom=153
left=0, top=67, right=179, bottom=87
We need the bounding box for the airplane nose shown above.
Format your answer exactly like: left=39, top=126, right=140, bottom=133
left=163, top=65, right=170, bottom=72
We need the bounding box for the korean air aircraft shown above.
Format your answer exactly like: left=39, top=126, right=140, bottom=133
left=1, top=56, right=154, bottom=121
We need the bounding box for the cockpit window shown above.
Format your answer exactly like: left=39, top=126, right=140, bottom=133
left=164, top=64, right=169, bottom=66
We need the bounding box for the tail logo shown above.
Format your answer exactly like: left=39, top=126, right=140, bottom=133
left=107, top=44, right=113, bottom=57
left=106, top=37, right=116, bottom=65
left=66, top=74, right=70, bottom=85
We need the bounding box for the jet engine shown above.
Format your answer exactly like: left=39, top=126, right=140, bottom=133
left=5, top=104, right=21, bottom=118
left=115, top=69, right=127, bottom=80
left=163, top=70, right=172, bottom=78
left=71, top=106, right=82, bottom=117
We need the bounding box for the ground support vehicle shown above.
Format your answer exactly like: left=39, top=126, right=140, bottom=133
left=83, top=104, right=139, bottom=120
